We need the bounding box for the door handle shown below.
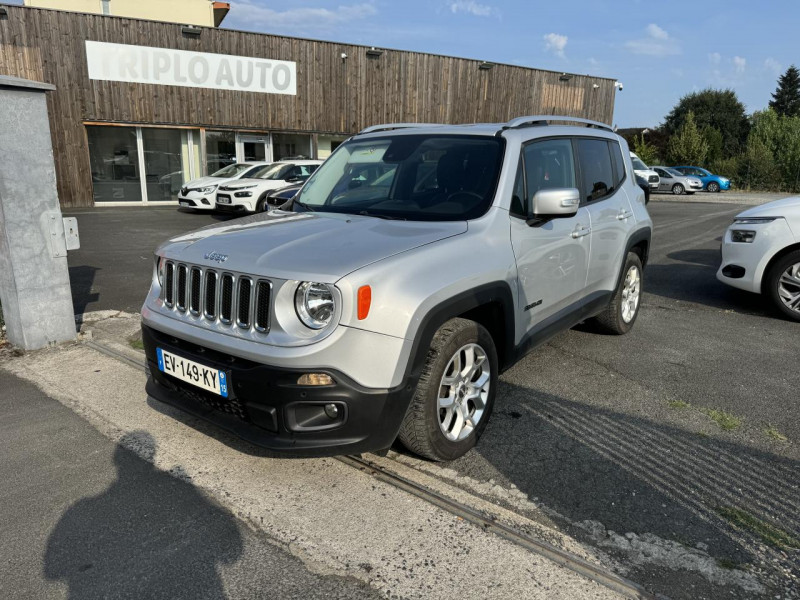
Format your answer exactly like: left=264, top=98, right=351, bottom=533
left=571, top=225, right=591, bottom=238
left=617, top=210, right=633, bottom=221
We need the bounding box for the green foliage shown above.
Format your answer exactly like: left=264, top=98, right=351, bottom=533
left=708, top=155, right=741, bottom=182
left=746, top=109, right=800, bottom=191
left=667, top=112, right=708, bottom=165
left=769, top=65, right=800, bottom=117
left=716, top=506, right=800, bottom=550
left=632, top=133, right=659, bottom=165
left=701, top=126, right=724, bottom=163
left=662, top=89, right=749, bottom=158
left=741, top=136, right=780, bottom=190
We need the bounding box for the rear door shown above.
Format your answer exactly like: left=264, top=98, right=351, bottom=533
left=509, top=137, right=591, bottom=333
left=579, top=138, right=635, bottom=298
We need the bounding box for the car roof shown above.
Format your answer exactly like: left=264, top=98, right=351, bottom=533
left=272, top=159, right=323, bottom=165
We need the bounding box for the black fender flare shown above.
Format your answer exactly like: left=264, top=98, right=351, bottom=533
left=613, top=227, right=652, bottom=292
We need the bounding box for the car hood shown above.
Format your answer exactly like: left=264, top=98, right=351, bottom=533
left=736, top=196, right=800, bottom=222
left=157, top=211, right=468, bottom=282
left=184, top=176, right=225, bottom=189
left=220, top=178, right=283, bottom=190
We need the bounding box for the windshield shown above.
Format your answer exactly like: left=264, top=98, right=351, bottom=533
left=293, top=135, right=504, bottom=221
left=666, top=168, right=684, bottom=177
left=211, top=163, right=252, bottom=178
left=252, top=163, right=291, bottom=180
left=630, top=156, right=648, bottom=171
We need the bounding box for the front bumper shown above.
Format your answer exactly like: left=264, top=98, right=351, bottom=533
left=216, top=192, right=254, bottom=212
left=178, top=191, right=216, bottom=210
left=142, top=324, right=415, bottom=456
left=716, top=219, right=793, bottom=293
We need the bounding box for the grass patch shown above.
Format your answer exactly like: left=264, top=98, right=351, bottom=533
left=763, top=425, right=788, bottom=443
left=702, top=408, right=741, bottom=431
left=668, top=399, right=691, bottom=409
left=716, top=506, right=800, bottom=550
left=128, top=338, right=144, bottom=351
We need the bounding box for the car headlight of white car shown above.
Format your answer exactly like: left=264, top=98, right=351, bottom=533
left=295, top=282, right=336, bottom=329
left=196, top=185, right=217, bottom=193
left=730, top=217, right=779, bottom=243
left=231, top=184, right=257, bottom=198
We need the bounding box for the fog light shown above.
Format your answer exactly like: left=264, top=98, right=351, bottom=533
left=324, top=403, right=339, bottom=419
left=297, top=373, right=334, bottom=386
left=731, top=230, right=756, bottom=243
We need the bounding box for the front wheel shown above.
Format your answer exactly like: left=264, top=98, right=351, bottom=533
left=765, top=250, right=800, bottom=321
left=398, top=318, right=498, bottom=461
left=707, top=181, right=720, bottom=193
left=591, top=252, right=643, bottom=334
left=672, top=183, right=685, bottom=195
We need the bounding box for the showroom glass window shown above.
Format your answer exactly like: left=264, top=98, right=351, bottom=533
left=87, top=126, right=142, bottom=203
left=272, top=133, right=312, bottom=160
left=205, top=130, right=236, bottom=174
left=141, top=128, right=194, bottom=202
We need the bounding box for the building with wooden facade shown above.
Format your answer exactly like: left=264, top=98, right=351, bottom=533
left=0, top=3, right=618, bottom=208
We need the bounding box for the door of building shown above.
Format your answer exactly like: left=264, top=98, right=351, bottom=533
left=237, top=134, right=272, bottom=164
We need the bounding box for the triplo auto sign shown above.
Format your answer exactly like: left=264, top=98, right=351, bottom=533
left=85, top=41, right=296, bottom=95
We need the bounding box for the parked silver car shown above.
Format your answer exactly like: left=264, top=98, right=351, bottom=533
left=141, top=116, right=652, bottom=461
left=651, top=166, right=703, bottom=195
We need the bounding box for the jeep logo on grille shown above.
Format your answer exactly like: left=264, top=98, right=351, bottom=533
left=204, top=251, right=228, bottom=263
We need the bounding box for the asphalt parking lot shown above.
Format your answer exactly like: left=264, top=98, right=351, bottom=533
left=62, top=200, right=800, bottom=598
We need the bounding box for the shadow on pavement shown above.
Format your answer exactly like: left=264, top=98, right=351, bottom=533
left=43, top=431, right=242, bottom=599
left=68, top=265, right=100, bottom=320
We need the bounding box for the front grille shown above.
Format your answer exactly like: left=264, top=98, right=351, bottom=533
left=162, top=260, right=272, bottom=335
left=648, top=175, right=659, bottom=183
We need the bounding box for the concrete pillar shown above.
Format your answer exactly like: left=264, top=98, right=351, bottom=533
left=0, top=76, right=77, bottom=350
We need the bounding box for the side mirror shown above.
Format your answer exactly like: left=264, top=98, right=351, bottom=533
left=530, top=188, right=580, bottom=221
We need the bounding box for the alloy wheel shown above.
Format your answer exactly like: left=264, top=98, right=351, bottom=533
left=672, top=184, right=684, bottom=195
left=437, top=343, right=491, bottom=442
left=778, top=262, right=800, bottom=313
left=621, top=265, right=641, bottom=323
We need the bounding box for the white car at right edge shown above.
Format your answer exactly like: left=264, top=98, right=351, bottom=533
left=718, top=196, right=800, bottom=321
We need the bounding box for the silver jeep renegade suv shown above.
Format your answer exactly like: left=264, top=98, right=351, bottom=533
left=142, top=116, right=652, bottom=461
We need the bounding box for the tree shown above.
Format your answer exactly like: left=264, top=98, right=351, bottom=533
left=662, top=89, right=749, bottom=158
left=769, top=65, right=800, bottom=118
left=667, top=111, right=708, bottom=165
left=632, top=132, right=659, bottom=165
left=701, top=126, right=724, bottom=163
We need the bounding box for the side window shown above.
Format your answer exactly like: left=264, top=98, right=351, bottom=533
left=510, top=159, right=525, bottom=217
left=609, top=141, right=626, bottom=189
left=576, top=138, right=614, bottom=203
left=654, top=168, right=668, bottom=178
left=522, top=138, right=576, bottom=206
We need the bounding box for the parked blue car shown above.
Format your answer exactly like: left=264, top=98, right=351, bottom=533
left=672, top=166, right=731, bottom=192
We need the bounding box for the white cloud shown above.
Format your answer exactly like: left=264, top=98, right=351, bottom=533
left=764, top=57, right=782, bottom=75
left=625, top=24, right=680, bottom=57
left=708, top=52, right=721, bottom=65
left=226, top=2, right=377, bottom=32
left=448, top=1, right=496, bottom=17
left=733, top=56, right=746, bottom=74
left=543, top=33, right=568, bottom=58
left=646, top=24, right=669, bottom=40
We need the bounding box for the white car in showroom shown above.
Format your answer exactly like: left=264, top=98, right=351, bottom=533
left=178, top=162, right=270, bottom=210
left=215, top=160, right=322, bottom=213
left=718, top=196, right=800, bottom=320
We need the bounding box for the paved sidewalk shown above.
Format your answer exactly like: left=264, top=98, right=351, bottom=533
left=0, top=369, right=381, bottom=600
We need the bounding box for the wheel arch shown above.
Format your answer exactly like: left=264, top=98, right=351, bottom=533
left=760, top=241, right=800, bottom=294
left=403, top=282, right=516, bottom=382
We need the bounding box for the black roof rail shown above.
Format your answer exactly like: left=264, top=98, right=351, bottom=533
left=501, top=115, right=614, bottom=133
left=357, top=123, right=444, bottom=135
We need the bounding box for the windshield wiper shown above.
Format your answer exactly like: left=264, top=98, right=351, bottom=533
left=357, top=210, right=406, bottom=221
left=289, top=197, right=316, bottom=212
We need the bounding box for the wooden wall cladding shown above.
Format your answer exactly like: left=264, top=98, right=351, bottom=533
left=0, top=5, right=617, bottom=207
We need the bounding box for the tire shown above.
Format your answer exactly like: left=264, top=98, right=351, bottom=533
left=255, top=195, right=269, bottom=212
left=707, top=181, right=720, bottom=193
left=672, top=183, right=685, bottom=195
left=765, top=249, right=800, bottom=322
left=398, top=318, right=498, bottom=461
left=591, top=252, right=644, bottom=334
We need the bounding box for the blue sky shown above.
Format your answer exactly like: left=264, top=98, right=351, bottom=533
left=218, top=0, right=797, bottom=128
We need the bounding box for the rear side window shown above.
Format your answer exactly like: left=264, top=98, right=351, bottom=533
left=609, top=141, right=627, bottom=190
left=576, top=138, right=614, bottom=203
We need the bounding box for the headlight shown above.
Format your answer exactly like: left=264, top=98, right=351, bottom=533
left=731, top=230, right=756, bottom=243
left=295, top=282, right=335, bottom=329
left=234, top=191, right=253, bottom=197
left=196, top=185, right=217, bottom=193
left=156, top=255, right=165, bottom=285
left=733, top=217, right=778, bottom=225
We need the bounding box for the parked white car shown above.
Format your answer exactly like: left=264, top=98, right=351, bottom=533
left=178, top=162, right=270, bottom=210
left=215, top=160, right=322, bottom=213
left=630, top=152, right=660, bottom=190
left=718, top=196, right=800, bottom=321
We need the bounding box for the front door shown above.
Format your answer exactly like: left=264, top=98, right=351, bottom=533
left=510, top=138, right=591, bottom=337
left=654, top=167, right=673, bottom=192
left=237, top=134, right=271, bottom=163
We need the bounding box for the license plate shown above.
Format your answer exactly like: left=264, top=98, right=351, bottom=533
left=217, top=195, right=231, bottom=205
left=179, top=201, right=191, bottom=207
left=157, top=348, right=229, bottom=397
